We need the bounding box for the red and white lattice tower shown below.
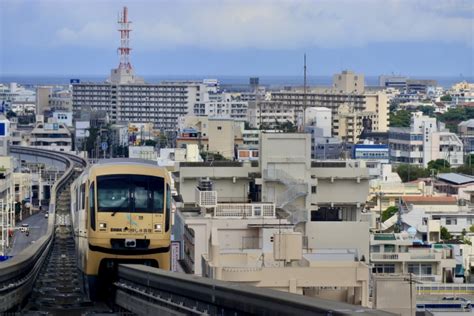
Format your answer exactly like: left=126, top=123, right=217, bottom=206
left=117, top=6, right=132, bottom=70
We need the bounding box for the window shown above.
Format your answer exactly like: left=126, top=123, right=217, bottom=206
left=384, top=245, right=395, bottom=253
left=373, top=264, right=395, bottom=274
left=97, top=175, right=164, bottom=213
left=89, top=182, right=96, bottom=231
left=311, top=186, right=317, bottom=194
left=371, top=245, right=381, bottom=253
left=217, top=126, right=222, bottom=130
left=446, top=217, right=457, bottom=225
left=408, top=263, right=432, bottom=275
left=165, top=184, right=171, bottom=232
left=80, top=183, right=85, bottom=210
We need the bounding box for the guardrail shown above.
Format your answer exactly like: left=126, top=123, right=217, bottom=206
left=115, top=264, right=395, bottom=316
left=0, top=147, right=87, bottom=312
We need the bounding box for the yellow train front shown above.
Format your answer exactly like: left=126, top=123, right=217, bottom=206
left=71, top=160, right=171, bottom=298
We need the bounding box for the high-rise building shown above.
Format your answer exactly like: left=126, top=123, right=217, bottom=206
left=72, top=7, right=209, bottom=131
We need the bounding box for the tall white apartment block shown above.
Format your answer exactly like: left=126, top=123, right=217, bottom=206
left=305, top=107, right=332, bottom=137
left=194, top=93, right=248, bottom=121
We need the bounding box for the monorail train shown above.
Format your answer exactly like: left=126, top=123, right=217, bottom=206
left=71, top=159, right=171, bottom=297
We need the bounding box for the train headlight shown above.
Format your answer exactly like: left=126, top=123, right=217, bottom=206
left=99, top=223, right=107, bottom=229
left=154, top=224, right=162, bottom=232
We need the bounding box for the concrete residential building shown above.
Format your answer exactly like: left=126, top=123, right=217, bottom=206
left=176, top=116, right=243, bottom=160
left=270, top=73, right=389, bottom=142
left=333, top=70, right=365, bottom=94
left=29, top=120, right=73, bottom=152
left=174, top=133, right=372, bottom=268
left=247, top=100, right=296, bottom=129
left=305, top=107, right=331, bottom=137
left=370, top=232, right=456, bottom=283
left=174, top=166, right=371, bottom=306
left=334, top=104, right=379, bottom=144
left=73, top=78, right=207, bottom=131
left=305, top=126, right=345, bottom=160
left=389, top=112, right=463, bottom=167
left=36, top=86, right=52, bottom=115
left=194, top=94, right=248, bottom=121
left=48, top=89, right=72, bottom=112
left=458, top=119, right=474, bottom=154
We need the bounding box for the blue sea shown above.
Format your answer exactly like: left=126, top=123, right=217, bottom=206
left=0, top=74, right=472, bottom=89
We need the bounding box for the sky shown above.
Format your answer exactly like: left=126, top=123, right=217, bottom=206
left=0, top=0, right=473, bottom=77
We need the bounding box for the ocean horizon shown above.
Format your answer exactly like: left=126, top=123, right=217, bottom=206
left=0, top=74, right=472, bottom=89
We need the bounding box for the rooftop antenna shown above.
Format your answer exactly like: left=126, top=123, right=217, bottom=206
left=117, top=6, right=132, bottom=70
left=301, top=53, right=307, bottom=132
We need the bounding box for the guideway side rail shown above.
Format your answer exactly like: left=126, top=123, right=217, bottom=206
left=115, top=264, right=395, bottom=316
left=0, top=146, right=87, bottom=312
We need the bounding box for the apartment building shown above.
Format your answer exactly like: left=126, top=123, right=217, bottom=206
left=370, top=232, right=456, bottom=283
left=458, top=119, right=474, bottom=153
left=333, top=70, right=365, bottom=94
left=270, top=72, right=388, bottom=142
left=49, top=89, right=72, bottom=112
left=388, top=112, right=463, bottom=167
left=305, top=107, right=331, bottom=137
left=194, top=93, right=248, bottom=121
left=29, top=120, right=72, bottom=153
left=175, top=133, right=371, bottom=263
left=176, top=116, right=243, bottom=160
left=172, top=133, right=373, bottom=305
left=247, top=101, right=296, bottom=129
left=72, top=68, right=208, bottom=131
left=334, top=104, right=379, bottom=143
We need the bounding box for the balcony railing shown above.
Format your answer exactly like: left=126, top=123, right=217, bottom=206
left=195, top=188, right=217, bottom=207
left=214, top=203, right=275, bottom=218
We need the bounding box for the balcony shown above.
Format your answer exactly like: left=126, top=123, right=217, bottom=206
left=214, top=203, right=275, bottom=218
left=371, top=251, right=442, bottom=262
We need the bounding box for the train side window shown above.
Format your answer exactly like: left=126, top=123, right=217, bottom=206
left=89, top=182, right=96, bottom=231
left=165, top=184, right=171, bottom=232
left=80, top=183, right=85, bottom=210
left=149, top=176, right=164, bottom=213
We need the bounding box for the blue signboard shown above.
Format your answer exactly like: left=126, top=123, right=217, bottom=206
left=70, top=79, right=80, bottom=84
left=101, top=142, right=108, bottom=151
left=0, top=122, right=6, bottom=137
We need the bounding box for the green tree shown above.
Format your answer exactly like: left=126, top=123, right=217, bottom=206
left=437, top=107, right=474, bottom=133
left=389, top=110, right=411, bottom=127
left=440, top=226, right=452, bottom=241
left=395, top=164, right=431, bottom=182
left=440, top=95, right=452, bottom=102
left=427, top=159, right=451, bottom=171
left=6, top=110, right=16, bottom=119
left=389, top=100, right=399, bottom=112
left=144, top=139, right=157, bottom=147
left=159, top=134, right=168, bottom=148
left=84, top=127, right=100, bottom=157
left=470, top=225, right=474, bottom=233
left=417, top=105, right=435, bottom=117
left=382, top=206, right=398, bottom=222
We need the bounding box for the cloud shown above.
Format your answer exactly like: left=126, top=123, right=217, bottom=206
left=2, top=0, right=473, bottom=51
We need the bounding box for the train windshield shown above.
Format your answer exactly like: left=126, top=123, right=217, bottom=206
left=97, top=175, right=164, bottom=213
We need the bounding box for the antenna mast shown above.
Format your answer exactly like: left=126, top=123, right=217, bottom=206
left=118, top=6, right=132, bottom=70
left=302, top=53, right=307, bottom=131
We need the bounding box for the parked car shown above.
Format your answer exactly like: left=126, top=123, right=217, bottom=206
left=20, top=223, right=29, bottom=232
